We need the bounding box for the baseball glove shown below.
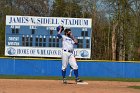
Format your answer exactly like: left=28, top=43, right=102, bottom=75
left=57, top=26, right=64, bottom=32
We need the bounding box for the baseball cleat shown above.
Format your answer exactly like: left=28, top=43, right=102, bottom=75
left=63, top=78, right=67, bottom=84
left=75, top=78, right=83, bottom=83
left=76, top=79, right=88, bottom=84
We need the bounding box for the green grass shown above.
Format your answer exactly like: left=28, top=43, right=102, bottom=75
left=128, top=86, right=140, bottom=89
left=1, top=75, right=140, bottom=82
left=0, top=75, right=62, bottom=80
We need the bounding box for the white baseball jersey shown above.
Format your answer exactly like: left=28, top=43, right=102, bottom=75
left=62, top=35, right=75, bottom=51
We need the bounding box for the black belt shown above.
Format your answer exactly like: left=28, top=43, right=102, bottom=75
left=64, top=50, right=73, bottom=53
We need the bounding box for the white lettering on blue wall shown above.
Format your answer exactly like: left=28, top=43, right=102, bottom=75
left=30, top=26, right=37, bottom=29
left=8, top=42, right=19, bottom=46
left=8, top=37, right=19, bottom=41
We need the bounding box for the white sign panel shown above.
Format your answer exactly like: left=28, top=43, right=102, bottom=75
left=5, top=15, right=92, bottom=58
left=5, top=46, right=91, bottom=58
left=6, top=15, right=92, bottom=28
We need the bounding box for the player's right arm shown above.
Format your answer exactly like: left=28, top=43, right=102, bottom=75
left=70, top=33, right=78, bottom=44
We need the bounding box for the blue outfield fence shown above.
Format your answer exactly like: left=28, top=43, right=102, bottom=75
left=0, top=58, right=140, bottom=78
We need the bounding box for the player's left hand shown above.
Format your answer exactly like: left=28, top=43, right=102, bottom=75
left=57, top=26, right=64, bottom=32
left=69, top=32, right=73, bottom=38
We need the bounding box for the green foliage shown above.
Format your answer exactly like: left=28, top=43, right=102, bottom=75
left=103, top=0, right=140, bottom=61
left=50, top=0, right=82, bottom=17
left=50, top=0, right=66, bottom=17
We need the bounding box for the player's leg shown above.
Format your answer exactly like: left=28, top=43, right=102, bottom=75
left=69, top=66, right=73, bottom=77
left=62, top=52, right=69, bottom=84
left=69, top=55, right=78, bottom=79
left=69, top=54, right=83, bottom=83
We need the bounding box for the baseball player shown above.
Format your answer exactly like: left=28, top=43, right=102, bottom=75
left=57, top=26, right=83, bottom=84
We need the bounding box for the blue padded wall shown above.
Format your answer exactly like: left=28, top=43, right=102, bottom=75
left=0, top=58, right=140, bottom=78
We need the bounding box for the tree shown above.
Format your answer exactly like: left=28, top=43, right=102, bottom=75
left=104, top=0, right=140, bottom=61
left=63, top=0, right=82, bottom=17
left=50, top=0, right=66, bottom=17
left=15, top=0, right=49, bottom=16
left=50, top=0, right=82, bottom=17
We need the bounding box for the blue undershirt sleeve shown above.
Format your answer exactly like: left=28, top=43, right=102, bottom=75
left=57, top=34, right=62, bottom=39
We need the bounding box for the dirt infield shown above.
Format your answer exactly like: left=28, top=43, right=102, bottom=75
left=0, top=79, right=140, bottom=93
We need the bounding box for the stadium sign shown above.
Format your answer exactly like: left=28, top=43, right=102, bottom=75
left=5, top=15, right=92, bottom=58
